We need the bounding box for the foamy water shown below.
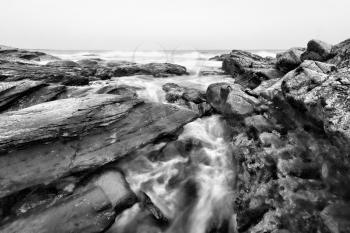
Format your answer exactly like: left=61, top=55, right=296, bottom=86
left=109, top=115, right=236, bottom=233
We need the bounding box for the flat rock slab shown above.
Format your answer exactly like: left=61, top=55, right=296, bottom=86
left=0, top=94, right=198, bottom=198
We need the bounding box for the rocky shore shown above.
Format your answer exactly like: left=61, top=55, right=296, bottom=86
left=0, top=39, right=350, bottom=233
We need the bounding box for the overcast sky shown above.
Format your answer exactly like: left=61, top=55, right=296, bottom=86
left=1, top=0, right=349, bottom=50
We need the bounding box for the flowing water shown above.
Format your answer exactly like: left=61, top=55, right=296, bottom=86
left=49, top=49, right=277, bottom=233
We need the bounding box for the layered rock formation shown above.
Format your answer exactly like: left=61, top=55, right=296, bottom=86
left=0, top=46, right=197, bottom=233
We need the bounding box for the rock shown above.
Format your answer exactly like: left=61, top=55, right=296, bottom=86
left=3, top=84, right=66, bottom=112
left=0, top=94, right=198, bottom=198
left=254, top=60, right=337, bottom=101
left=209, top=54, right=230, bottom=61
left=0, top=80, right=46, bottom=112
left=0, top=62, right=89, bottom=86
left=328, top=38, right=350, bottom=68
left=141, top=63, right=188, bottom=77
left=76, top=59, right=100, bottom=67
left=198, top=69, right=226, bottom=76
left=276, top=47, right=305, bottom=73
left=321, top=203, right=350, bottom=233
left=222, top=50, right=282, bottom=89
left=259, top=132, right=282, bottom=148
left=0, top=187, right=116, bottom=233
left=281, top=66, right=350, bottom=148
left=96, top=62, right=188, bottom=78
left=139, top=192, right=169, bottom=225
left=0, top=52, right=188, bottom=85
left=244, top=115, right=274, bottom=133
left=162, top=83, right=211, bottom=116
left=162, top=83, right=206, bottom=104
left=301, top=39, right=334, bottom=62
left=300, top=60, right=337, bottom=74
left=206, top=82, right=259, bottom=117
left=46, top=60, right=81, bottom=68
left=0, top=169, right=138, bottom=233
left=79, top=170, right=137, bottom=209
left=0, top=46, right=59, bottom=62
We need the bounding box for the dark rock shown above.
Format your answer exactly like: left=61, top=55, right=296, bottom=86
left=0, top=94, right=198, bottom=198
left=206, top=82, right=259, bottom=117
left=222, top=50, right=282, bottom=89
left=46, top=60, right=81, bottom=68
left=141, top=63, right=187, bottom=77
left=276, top=47, right=305, bottom=72
left=301, top=39, right=334, bottom=62
left=0, top=62, right=89, bottom=85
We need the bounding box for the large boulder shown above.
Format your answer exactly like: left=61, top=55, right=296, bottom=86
left=222, top=50, right=283, bottom=89
left=276, top=47, right=305, bottom=73
left=281, top=64, right=350, bottom=149
left=0, top=94, right=198, bottom=198
left=301, top=39, right=334, bottom=62
left=206, top=82, right=259, bottom=117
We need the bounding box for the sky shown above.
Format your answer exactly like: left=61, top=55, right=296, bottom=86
left=0, top=0, right=349, bottom=50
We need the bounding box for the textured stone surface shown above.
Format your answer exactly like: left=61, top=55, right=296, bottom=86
left=276, top=47, right=305, bottom=73
left=206, top=82, right=259, bottom=117
left=222, top=50, right=282, bottom=89
left=0, top=95, right=198, bottom=198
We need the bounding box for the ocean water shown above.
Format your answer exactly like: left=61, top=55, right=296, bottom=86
left=42, top=49, right=280, bottom=74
